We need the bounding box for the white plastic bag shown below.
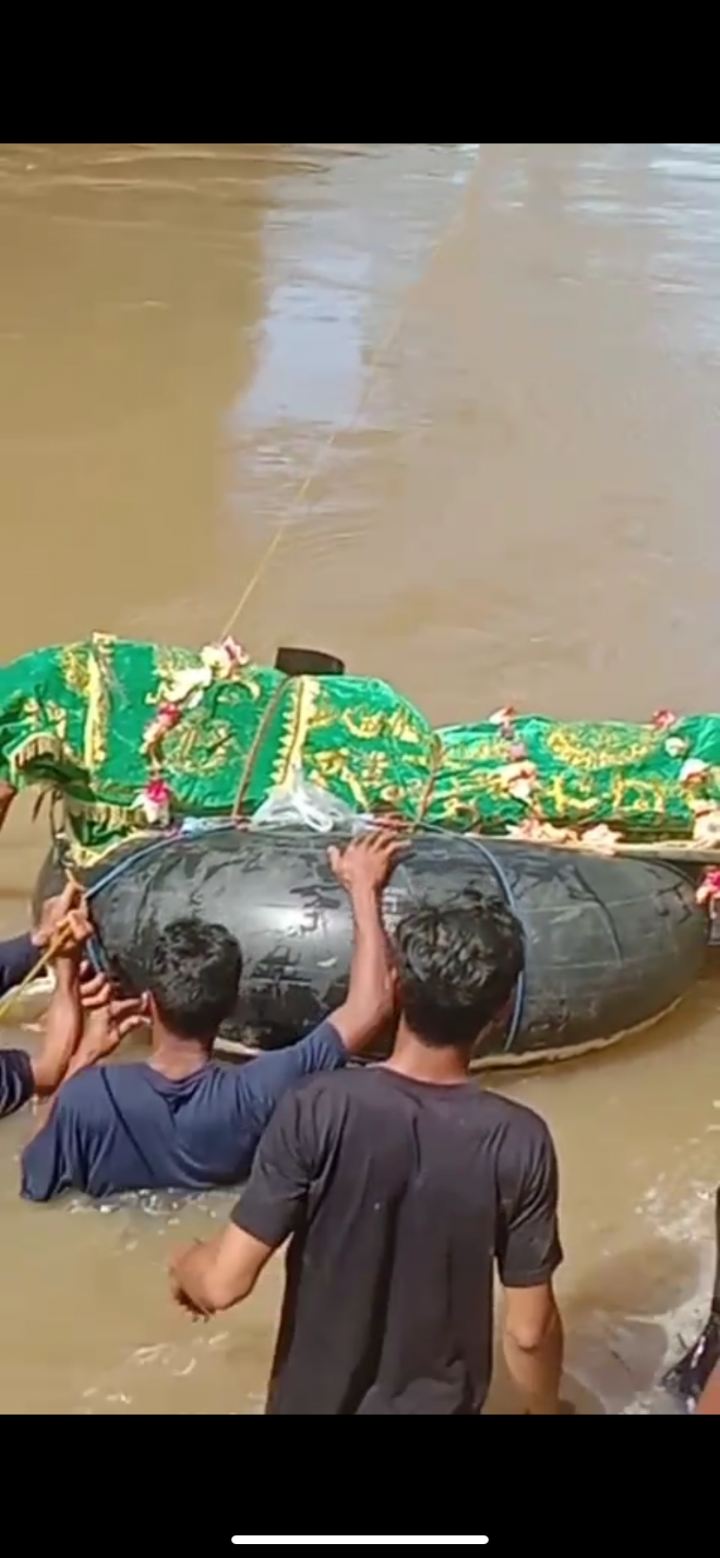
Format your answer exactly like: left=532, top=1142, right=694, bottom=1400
left=249, top=766, right=363, bottom=834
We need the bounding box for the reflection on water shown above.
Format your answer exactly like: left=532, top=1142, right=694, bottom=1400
left=239, top=143, right=479, bottom=430
left=0, top=143, right=719, bottom=1414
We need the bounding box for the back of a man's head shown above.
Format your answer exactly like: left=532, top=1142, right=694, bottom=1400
left=147, top=918, right=242, bottom=1041
left=393, top=894, right=524, bottom=1050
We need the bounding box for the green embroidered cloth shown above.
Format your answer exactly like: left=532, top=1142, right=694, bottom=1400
left=0, top=633, right=717, bottom=864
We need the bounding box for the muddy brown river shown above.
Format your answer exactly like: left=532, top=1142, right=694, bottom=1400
left=0, top=143, right=717, bottom=1415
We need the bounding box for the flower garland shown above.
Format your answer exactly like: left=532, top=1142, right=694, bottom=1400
left=132, top=670, right=720, bottom=916
left=485, top=705, right=720, bottom=911
left=134, top=637, right=248, bottom=829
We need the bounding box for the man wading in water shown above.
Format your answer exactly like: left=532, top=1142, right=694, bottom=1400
left=170, top=854, right=566, bottom=1416
left=20, top=830, right=403, bottom=1202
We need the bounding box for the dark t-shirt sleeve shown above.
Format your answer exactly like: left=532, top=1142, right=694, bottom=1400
left=495, top=1110, right=563, bottom=1288
left=227, top=1020, right=346, bottom=1175
left=20, top=1081, right=89, bottom=1202
left=231, top=1084, right=316, bottom=1249
left=0, top=1049, right=35, bottom=1118
left=0, top=933, right=37, bottom=997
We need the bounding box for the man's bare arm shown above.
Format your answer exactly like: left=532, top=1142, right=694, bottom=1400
left=171, top=1225, right=274, bottom=1317
left=495, top=1113, right=565, bottom=1414
left=171, top=1085, right=312, bottom=1320
left=26, top=959, right=83, bottom=1138
left=30, top=957, right=83, bottom=1097
left=327, top=829, right=403, bottom=1055
left=63, top=968, right=147, bottom=1082
left=26, top=901, right=97, bottom=1134
left=502, top=1282, right=564, bottom=1414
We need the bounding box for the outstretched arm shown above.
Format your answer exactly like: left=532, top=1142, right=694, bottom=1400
left=326, top=828, right=401, bottom=1054
left=32, top=962, right=146, bottom=1116
left=30, top=955, right=83, bottom=1100
left=27, top=903, right=145, bottom=1131
left=170, top=1084, right=312, bottom=1316
left=0, top=896, right=94, bottom=1125
left=0, top=881, right=87, bottom=1001
left=224, top=830, right=403, bottom=1167
left=28, top=895, right=95, bottom=1101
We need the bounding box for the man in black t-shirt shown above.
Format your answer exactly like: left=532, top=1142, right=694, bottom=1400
left=170, top=845, right=565, bottom=1416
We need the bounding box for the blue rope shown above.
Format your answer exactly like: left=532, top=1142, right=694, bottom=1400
left=461, top=836, right=527, bottom=1055
left=68, top=823, right=240, bottom=977
left=83, top=822, right=238, bottom=906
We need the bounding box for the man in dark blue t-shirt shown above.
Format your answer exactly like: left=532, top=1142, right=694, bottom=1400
left=0, top=884, right=89, bottom=1119
left=21, top=829, right=403, bottom=1202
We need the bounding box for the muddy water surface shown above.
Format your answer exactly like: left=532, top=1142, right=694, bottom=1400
left=0, top=143, right=718, bottom=1414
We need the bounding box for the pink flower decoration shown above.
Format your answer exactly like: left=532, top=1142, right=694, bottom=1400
left=696, top=867, right=720, bottom=909
left=137, top=778, right=173, bottom=827
left=221, top=637, right=248, bottom=666
left=146, top=778, right=171, bottom=804
left=142, top=703, right=183, bottom=755
left=651, top=709, right=677, bottom=732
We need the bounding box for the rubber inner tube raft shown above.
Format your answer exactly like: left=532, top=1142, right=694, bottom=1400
left=33, top=824, right=710, bottom=1066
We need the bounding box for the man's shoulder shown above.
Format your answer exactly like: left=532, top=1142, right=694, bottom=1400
left=55, top=1063, right=148, bottom=1114
left=285, top=1069, right=554, bottom=1138
left=479, top=1089, right=556, bottom=1154
left=274, top=1061, right=363, bottom=1109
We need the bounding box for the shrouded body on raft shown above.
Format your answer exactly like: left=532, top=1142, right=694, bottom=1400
left=3, top=635, right=720, bottom=866
left=34, top=826, right=709, bottom=1065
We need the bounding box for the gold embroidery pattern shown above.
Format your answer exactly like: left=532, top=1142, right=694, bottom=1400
left=163, top=715, right=238, bottom=779
left=58, top=642, right=91, bottom=702
left=43, top=700, right=70, bottom=747
left=84, top=633, right=116, bottom=773
left=545, top=722, right=660, bottom=771
left=152, top=642, right=200, bottom=700
left=273, top=678, right=320, bottom=788
left=438, top=733, right=512, bottom=769
left=305, top=748, right=372, bottom=810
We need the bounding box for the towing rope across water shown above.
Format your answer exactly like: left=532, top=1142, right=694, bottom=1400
left=218, top=148, right=483, bottom=642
